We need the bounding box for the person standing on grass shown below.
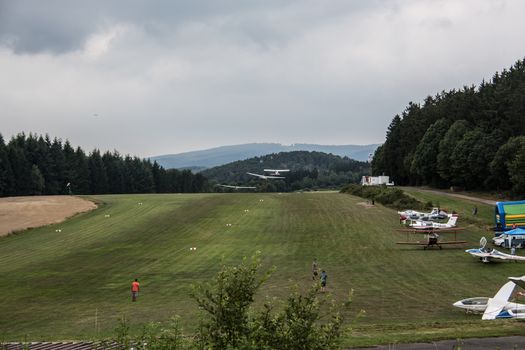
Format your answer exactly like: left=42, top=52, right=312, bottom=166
left=320, top=270, right=327, bottom=292
left=131, top=278, right=140, bottom=302
left=312, top=259, right=319, bottom=280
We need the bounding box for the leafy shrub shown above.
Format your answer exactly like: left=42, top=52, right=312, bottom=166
left=340, top=184, right=424, bottom=210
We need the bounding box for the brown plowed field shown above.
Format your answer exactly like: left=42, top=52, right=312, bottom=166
left=0, top=196, right=97, bottom=236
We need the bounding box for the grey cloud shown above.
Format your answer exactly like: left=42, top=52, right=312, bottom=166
left=0, top=0, right=272, bottom=53
left=2, top=0, right=525, bottom=157
left=0, top=0, right=381, bottom=54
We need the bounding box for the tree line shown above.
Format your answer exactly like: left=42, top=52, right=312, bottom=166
left=201, top=151, right=370, bottom=192
left=372, top=57, right=525, bottom=195
left=0, top=132, right=208, bottom=197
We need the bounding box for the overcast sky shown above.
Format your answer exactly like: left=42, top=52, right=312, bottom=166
left=1, top=0, right=525, bottom=157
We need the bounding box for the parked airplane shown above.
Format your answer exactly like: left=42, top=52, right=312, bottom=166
left=247, top=172, right=285, bottom=180
left=216, top=184, right=257, bottom=190
left=408, top=214, right=458, bottom=230
left=466, top=237, right=525, bottom=263
left=264, top=169, right=290, bottom=176
left=398, top=207, right=448, bottom=221
left=453, top=276, right=525, bottom=319
left=395, top=227, right=466, bottom=249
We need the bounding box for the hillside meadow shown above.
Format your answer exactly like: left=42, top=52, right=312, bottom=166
left=1, top=191, right=524, bottom=346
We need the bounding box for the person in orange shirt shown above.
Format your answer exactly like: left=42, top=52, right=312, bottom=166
left=131, top=278, right=140, bottom=302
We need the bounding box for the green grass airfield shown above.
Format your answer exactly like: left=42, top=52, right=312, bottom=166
left=1, top=191, right=524, bottom=347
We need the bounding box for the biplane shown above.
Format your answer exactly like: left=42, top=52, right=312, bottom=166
left=396, top=226, right=467, bottom=249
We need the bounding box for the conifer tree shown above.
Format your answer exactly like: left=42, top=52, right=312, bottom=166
left=73, top=147, right=91, bottom=194
left=88, top=150, right=109, bottom=194
left=0, top=134, right=15, bottom=196
left=30, top=164, right=45, bottom=195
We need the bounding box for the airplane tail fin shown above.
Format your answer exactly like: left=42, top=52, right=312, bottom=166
left=446, top=215, right=458, bottom=227
left=482, top=281, right=517, bottom=320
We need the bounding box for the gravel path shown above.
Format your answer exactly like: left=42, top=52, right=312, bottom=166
left=404, top=187, right=497, bottom=206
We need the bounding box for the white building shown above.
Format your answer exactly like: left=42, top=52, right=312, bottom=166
left=361, top=175, right=394, bottom=186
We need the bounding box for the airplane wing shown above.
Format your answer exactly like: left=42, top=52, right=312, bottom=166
left=217, top=184, right=256, bottom=189
left=397, top=228, right=437, bottom=234
left=436, top=240, right=467, bottom=244
left=482, top=281, right=517, bottom=320
left=265, top=175, right=285, bottom=179
left=264, top=169, right=290, bottom=172
left=216, top=184, right=235, bottom=188
left=431, top=227, right=465, bottom=232
left=490, top=250, right=523, bottom=261
left=247, top=172, right=265, bottom=178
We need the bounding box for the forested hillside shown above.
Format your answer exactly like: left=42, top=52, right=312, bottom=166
left=0, top=133, right=208, bottom=197
left=201, top=151, right=369, bottom=192
left=372, top=58, right=525, bottom=195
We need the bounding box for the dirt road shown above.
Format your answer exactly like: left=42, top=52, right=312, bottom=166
left=404, top=187, right=497, bottom=206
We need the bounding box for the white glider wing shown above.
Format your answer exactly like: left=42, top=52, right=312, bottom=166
left=247, top=172, right=266, bottom=179
left=217, top=184, right=256, bottom=189
left=246, top=172, right=284, bottom=179
left=482, top=281, right=517, bottom=320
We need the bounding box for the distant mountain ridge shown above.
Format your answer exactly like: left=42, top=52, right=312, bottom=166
left=150, top=143, right=380, bottom=169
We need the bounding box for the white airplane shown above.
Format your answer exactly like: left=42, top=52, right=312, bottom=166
left=466, top=237, right=525, bottom=263
left=247, top=172, right=285, bottom=180
left=398, top=208, right=448, bottom=221
left=264, top=169, right=290, bottom=176
left=453, top=276, right=525, bottom=319
left=408, top=214, right=458, bottom=230
left=216, top=184, right=257, bottom=190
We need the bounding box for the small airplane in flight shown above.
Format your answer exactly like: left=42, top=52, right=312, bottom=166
left=453, top=275, right=525, bottom=319
left=408, top=214, right=458, bottom=230
left=216, top=184, right=257, bottom=190
left=264, top=169, right=290, bottom=176
left=247, top=172, right=285, bottom=180
left=466, top=237, right=525, bottom=263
